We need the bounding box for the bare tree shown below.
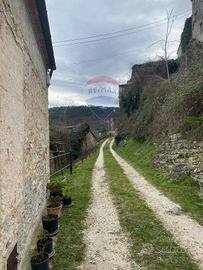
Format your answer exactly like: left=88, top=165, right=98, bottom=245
left=164, top=9, right=175, bottom=81
left=150, top=9, right=176, bottom=82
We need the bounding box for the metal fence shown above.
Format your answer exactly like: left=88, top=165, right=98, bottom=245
left=50, top=151, right=73, bottom=177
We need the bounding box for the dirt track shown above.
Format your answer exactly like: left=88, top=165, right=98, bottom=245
left=110, top=139, right=203, bottom=269
left=79, top=140, right=137, bottom=270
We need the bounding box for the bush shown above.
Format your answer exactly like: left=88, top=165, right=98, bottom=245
left=115, top=132, right=128, bottom=145
left=168, top=59, right=179, bottom=74
left=47, top=179, right=66, bottom=192
left=120, top=90, right=140, bottom=118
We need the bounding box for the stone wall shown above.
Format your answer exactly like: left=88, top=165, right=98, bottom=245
left=0, top=0, right=49, bottom=269
left=131, top=60, right=167, bottom=81
left=155, top=134, right=203, bottom=182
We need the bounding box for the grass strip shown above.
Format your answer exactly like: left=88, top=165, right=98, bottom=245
left=53, top=151, right=98, bottom=270
left=104, top=148, right=198, bottom=270
left=115, top=139, right=203, bottom=225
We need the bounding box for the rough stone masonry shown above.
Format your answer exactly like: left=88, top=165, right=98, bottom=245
left=0, top=0, right=55, bottom=269
left=155, top=133, right=203, bottom=183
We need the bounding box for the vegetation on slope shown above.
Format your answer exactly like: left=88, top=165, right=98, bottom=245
left=120, top=89, right=140, bottom=118
left=104, top=147, right=198, bottom=270
left=179, top=16, right=192, bottom=54
left=118, top=41, right=203, bottom=140
left=114, top=140, right=203, bottom=225
left=53, top=150, right=98, bottom=270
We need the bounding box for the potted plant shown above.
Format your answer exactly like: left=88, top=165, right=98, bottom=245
left=47, top=179, right=66, bottom=198
left=47, top=198, right=63, bottom=218
left=37, top=236, right=55, bottom=259
left=31, top=252, right=49, bottom=270
left=42, top=214, right=59, bottom=235
left=62, top=185, right=73, bottom=208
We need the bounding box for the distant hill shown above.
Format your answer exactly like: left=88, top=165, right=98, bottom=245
left=49, top=106, right=119, bottom=132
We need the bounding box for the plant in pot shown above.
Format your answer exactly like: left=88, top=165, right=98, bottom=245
left=30, top=247, right=49, bottom=270
left=37, top=236, right=55, bottom=259
left=47, top=198, right=63, bottom=218
left=42, top=214, right=59, bottom=235
left=62, top=185, right=73, bottom=208
left=47, top=179, right=66, bottom=199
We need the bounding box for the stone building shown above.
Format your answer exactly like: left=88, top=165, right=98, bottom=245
left=0, top=0, right=56, bottom=269
left=192, top=0, right=203, bottom=42
left=81, top=129, right=97, bottom=159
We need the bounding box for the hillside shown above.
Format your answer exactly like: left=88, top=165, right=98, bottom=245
left=49, top=106, right=119, bottom=133
left=118, top=40, right=203, bottom=141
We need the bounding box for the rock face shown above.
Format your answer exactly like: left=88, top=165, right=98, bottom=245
left=192, top=0, right=203, bottom=42
left=155, top=134, right=203, bottom=182
left=0, top=1, right=51, bottom=269
left=118, top=60, right=168, bottom=129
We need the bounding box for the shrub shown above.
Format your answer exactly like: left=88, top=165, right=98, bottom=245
left=115, top=132, right=128, bottom=145
left=47, top=179, right=66, bottom=192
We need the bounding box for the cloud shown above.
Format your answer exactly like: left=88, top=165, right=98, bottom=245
left=46, top=0, right=192, bottom=107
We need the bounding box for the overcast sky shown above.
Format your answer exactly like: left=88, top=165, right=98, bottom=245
left=46, top=0, right=192, bottom=107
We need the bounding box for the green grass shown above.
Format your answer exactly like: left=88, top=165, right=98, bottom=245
left=104, top=148, right=199, bottom=270
left=53, top=151, right=98, bottom=270
left=115, top=139, right=203, bottom=225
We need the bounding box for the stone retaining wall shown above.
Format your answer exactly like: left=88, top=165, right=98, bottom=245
left=155, top=134, right=203, bottom=182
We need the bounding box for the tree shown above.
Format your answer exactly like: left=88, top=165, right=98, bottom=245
left=164, top=9, right=175, bottom=81
left=153, top=9, right=176, bottom=82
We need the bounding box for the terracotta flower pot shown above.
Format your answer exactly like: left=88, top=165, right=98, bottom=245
left=47, top=203, right=62, bottom=218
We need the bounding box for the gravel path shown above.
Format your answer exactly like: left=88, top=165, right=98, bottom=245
left=79, top=140, right=137, bottom=270
left=110, top=139, right=203, bottom=269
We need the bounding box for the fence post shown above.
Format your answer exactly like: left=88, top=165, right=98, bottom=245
left=69, top=150, right=73, bottom=175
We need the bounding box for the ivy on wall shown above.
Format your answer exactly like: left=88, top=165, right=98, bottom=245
left=120, top=91, right=140, bottom=118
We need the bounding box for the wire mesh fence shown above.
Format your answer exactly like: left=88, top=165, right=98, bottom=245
left=50, top=151, right=73, bottom=177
